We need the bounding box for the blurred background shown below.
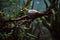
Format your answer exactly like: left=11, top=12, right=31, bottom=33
left=0, top=0, right=59, bottom=40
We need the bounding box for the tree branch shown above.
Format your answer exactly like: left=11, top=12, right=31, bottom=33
left=0, top=0, right=57, bottom=23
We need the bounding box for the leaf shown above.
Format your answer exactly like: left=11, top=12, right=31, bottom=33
left=23, top=27, right=29, bottom=29
left=18, top=32, right=26, bottom=38
left=21, top=25, right=29, bottom=30
left=27, top=33, right=37, bottom=38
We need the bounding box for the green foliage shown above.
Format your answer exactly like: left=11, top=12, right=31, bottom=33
left=9, top=0, right=18, bottom=3
left=18, top=32, right=26, bottom=38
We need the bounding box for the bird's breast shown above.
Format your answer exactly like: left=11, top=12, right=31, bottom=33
left=28, top=10, right=38, bottom=13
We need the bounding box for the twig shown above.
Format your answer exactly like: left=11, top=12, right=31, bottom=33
left=44, top=0, right=48, bottom=8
